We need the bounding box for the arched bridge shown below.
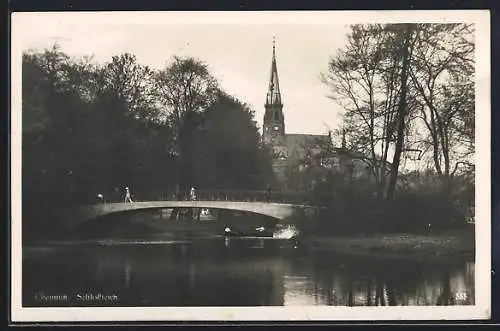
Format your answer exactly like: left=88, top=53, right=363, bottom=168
left=62, top=190, right=321, bottom=230
left=67, top=201, right=308, bottom=226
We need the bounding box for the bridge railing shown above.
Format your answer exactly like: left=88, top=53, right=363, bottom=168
left=130, top=189, right=314, bottom=205
left=83, top=188, right=334, bottom=207
left=197, top=190, right=310, bottom=204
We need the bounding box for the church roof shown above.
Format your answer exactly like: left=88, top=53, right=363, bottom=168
left=285, top=133, right=331, bottom=161
left=285, top=134, right=329, bottom=149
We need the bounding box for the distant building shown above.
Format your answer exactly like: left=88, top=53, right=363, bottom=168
left=262, top=40, right=370, bottom=188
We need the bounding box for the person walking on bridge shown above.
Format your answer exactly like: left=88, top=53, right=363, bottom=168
left=190, top=187, right=200, bottom=221
left=124, top=187, right=133, bottom=203
left=190, top=187, right=197, bottom=201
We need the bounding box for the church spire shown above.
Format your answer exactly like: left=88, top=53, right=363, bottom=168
left=266, top=37, right=282, bottom=105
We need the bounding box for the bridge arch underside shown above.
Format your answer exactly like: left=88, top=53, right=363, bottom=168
left=67, top=201, right=309, bottom=233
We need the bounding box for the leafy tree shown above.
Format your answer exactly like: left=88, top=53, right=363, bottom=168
left=154, top=56, right=219, bottom=193
left=89, top=53, right=166, bottom=195
left=99, top=53, right=158, bottom=121
left=22, top=45, right=90, bottom=205
left=21, top=45, right=275, bottom=238
left=194, top=92, right=275, bottom=190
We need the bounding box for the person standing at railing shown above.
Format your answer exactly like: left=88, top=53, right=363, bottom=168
left=265, top=184, right=272, bottom=202
left=172, top=185, right=179, bottom=200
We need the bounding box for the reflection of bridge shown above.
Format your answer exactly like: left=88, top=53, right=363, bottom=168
left=66, top=200, right=316, bottom=229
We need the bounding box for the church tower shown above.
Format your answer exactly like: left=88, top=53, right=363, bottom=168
left=263, top=38, right=285, bottom=146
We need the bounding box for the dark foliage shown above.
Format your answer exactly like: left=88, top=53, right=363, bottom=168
left=21, top=46, right=274, bottom=240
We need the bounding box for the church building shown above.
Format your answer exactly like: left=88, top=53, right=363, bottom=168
left=262, top=40, right=369, bottom=188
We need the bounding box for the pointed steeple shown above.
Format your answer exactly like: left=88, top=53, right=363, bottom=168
left=263, top=37, right=285, bottom=146
left=266, top=37, right=282, bottom=105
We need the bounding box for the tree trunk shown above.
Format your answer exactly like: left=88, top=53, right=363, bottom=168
left=386, top=24, right=414, bottom=201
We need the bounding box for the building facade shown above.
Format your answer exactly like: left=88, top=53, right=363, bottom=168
left=262, top=41, right=370, bottom=189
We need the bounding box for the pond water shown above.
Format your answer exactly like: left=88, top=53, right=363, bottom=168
left=23, top=235, right=475, bottom=307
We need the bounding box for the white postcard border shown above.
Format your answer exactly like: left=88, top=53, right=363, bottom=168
left=10, top=10, right=491, bottom=322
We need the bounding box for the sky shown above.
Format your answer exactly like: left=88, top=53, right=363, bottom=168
left=14, top=12, right=354, bottom=135
left=12, top=10, right=488, bottom=139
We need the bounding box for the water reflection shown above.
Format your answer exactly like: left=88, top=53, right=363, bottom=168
left=22, top=238, right=474, bottom=307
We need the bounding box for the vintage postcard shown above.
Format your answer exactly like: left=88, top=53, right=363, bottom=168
left=10, top=10, right=491, bottom=322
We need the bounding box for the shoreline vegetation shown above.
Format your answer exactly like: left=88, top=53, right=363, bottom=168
left=304, top=232, right=475, bottom=262
left=24, top=228, right=475, bottom=263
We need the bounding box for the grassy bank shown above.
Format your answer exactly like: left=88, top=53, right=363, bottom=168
left=304, top=232, right=475, bottom=262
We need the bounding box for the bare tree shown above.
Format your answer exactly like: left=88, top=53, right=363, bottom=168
left=409, top=23, right=475, bottom=197
left=322, top=24, right=419, bottom=200
left=323, top=23, right=474, bottom=203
